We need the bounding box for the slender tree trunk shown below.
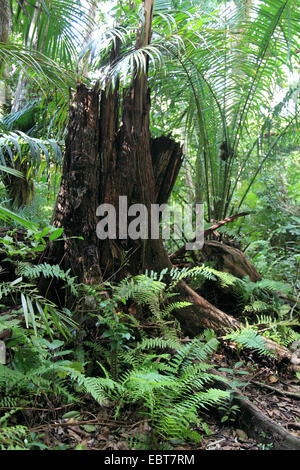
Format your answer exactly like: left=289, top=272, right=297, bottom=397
left=0, top=0, right=35, bottom=207
left=0, top=0, right=10, bottom=114
left=11, top=0, right=41, bottom=114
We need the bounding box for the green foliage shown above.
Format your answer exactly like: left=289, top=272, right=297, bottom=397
left=80, top=270, right=187, bottom=377
left=0, top=225, right=64, bottom=257
left=224, top=328, right=275, bottom=357
left=254, top=314, right=300, bottom=347
left=0, top=331, right=81, bottom=404
left=0, top=312, right=230, bottom=448
left=0, top=277, right=77, bottom=338
left=0, top=410, right=30, bottom=450
left=17, top=261, right=78, bottom=295
left=82, top=336, right=229, bottom=446
left=149, top=0, right=300, bottom=220
left=66, top=272, right=232, bottom=447
left=0, top=224, right=80, bottom=337
left=0, top=131, right=62, bottom=168
left=235, top=277, right=291, bottom=312
left=167, top=265, right=236, bottom=290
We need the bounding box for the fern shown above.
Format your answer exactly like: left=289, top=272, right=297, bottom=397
left=0, top=315, right=22, bottom=334
left=16, top=262, right=78, bottom=296
left=135, top=336, right=183, bottom=353
left=51, top=336, right=230, bottom=445
left=243, top=300, right=270, bottom=314
left=115, top=274, right=166, bottom=307
left=0, top=409, right=47, bottom=450
left=0, top=396, right=19, bottom=408
left=224, top=328, right=275, bottom=357
left=113, top=338, right=229, bottom=443
left=234, top=276, right=290, bottom=305
left=167, top=265, right=237, bottom=290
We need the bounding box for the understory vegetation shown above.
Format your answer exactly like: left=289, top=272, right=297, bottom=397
left=0, top=228, right=299, bottom=450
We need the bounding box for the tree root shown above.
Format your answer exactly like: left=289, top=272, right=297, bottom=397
left=211, top=369, right=300, bottom=450
left=235, top=394, right=300, bottom=449
left=173, top=280, right=292, bottom=362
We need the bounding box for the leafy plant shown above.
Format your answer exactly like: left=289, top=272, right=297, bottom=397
left=0, top=278, right=77, bottom=339
left=85, top=336, right=230, bottom=448
left=224, top=328, right=275, bottom=357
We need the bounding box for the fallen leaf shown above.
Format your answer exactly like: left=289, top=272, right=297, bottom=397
left=236, top=429, right=248, bottom=442
left=82, top=424, right=97, bottom=433
left=117, top=441, right=130, bottom=450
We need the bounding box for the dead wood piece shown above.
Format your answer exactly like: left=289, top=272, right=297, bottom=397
left=251, top=380, right=300, bottom=400
left=201, top=240, right=262, bottom=281
left=169, top=212, right=250, bottom=262
left=150, top=136, right=183, bottom=205
left=171, top=240, right=261, bottom=282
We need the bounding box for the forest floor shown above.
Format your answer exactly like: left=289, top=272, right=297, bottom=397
left=1, top=229, right=299, bottom=451
left=19, top=346, right=299, bottom=451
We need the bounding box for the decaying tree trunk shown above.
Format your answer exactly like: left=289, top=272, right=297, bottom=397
left=50, top=0, right=182, bottom=282
left=201, top=240, right=262, bottom=281
left=47, top=0, right=291, bottom=364
left=50, top=84, right=101, bottom=285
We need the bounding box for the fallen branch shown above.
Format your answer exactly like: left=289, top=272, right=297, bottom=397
left=251, top=381, right=300, bottom=400
left=236, top=395, right=300, bottom=450
left=169, top=212, right=250, bottom=261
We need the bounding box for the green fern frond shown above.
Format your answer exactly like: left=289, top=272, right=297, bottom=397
left=243, top=300, right=270, bottom=313
left=225, top=328, right=275, bottom=357
left=16, top=262, right=78, bottom=295
left=168, top=265, right=237, bottom=290
left=137, top=337, right=183, bottom=352
left=0, top=424, right=29, bottom=450
left=160, top=301, right=191, bottom=318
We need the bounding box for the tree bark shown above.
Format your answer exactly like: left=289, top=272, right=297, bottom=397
left=49, top=0, right=182, bottom=283
left=50, top=84, right=101, bottom=285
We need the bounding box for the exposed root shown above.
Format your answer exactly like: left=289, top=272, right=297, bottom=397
left=236, top=394, right=300, bottom=450
left=211, top=369, right=300, bottom=450
left=174, top=280, right=291, bottom=362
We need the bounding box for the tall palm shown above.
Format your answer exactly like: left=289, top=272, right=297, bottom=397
left=0, top=0, right=97, bottom=206
left=147, top=0, right=300, bottom=221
